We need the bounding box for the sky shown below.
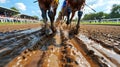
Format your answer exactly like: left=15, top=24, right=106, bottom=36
left=0, top=0, right=120, bottom=19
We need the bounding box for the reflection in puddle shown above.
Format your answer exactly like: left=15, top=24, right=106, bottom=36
left=78, top=34, right=120, bottom=67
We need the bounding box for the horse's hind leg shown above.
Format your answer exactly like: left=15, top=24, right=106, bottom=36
left=75, top=10, right=83, bottom=34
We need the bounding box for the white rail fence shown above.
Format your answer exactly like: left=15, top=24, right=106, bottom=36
left=0, top=16, right=40, bottom=23
left=82, top=18, right=120, bottom=23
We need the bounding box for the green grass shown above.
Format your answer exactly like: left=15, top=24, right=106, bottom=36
left=0, top=21, right=120, bottom=26
left=81, top=22, right=120, bottom=25
left=0, top=22, right=41, bottom=25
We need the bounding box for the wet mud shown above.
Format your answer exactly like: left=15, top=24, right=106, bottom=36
left=0, top=23, right=120, bottom=67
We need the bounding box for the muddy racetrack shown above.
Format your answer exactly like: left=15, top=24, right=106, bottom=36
left=0, top=23, right=120, bottom=67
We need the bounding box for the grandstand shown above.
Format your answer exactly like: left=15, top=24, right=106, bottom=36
left=0, top=6, right=19, bottom=17
left=0, top=6, right=39, bottom=23
left=14, top=14, right=38, bottom=20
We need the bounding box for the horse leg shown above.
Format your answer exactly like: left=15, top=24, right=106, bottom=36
left=41, top=8, right=48, bottom=31
left=66, top=6, right=71, bottom=25
left=41, top=8, right=47, bottom=22
left=53, top=8, right=57, bottom=17
left=48, top=10, right=55, bottom=33
left=69, top=11, right=75, bottom=29
left=75, top=10, right=83, bottom=34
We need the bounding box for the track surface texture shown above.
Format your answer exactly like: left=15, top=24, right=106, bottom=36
left=0, top=23, right=120, bottom=67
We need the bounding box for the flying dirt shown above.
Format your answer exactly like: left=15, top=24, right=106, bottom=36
left=0, top=23, right=120, bottom=67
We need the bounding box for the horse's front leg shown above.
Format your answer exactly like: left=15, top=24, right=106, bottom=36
left=66, top=6, right=71, bottom=25
left=69, top=11, right=75, bottom=29
left=41, top=8, right=50, bottom=35
left=41, top=8, right=47, bottom=28
left=48, top=8, right=56, bottom=33
left=75, top=10, right=83, bottom=34
left=41, top=8, right=47, bottom=25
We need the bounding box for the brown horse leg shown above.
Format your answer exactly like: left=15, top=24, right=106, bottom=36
left=41, top=9, right=47, bottom=22
left=48, top=10, right=55, bottom=33
left=75, top=10, right=83, bottom=34
left=53, top=8, right=57, bottom=17
left=66, top=7, right=71, bottom=25
left=69, top=11, right=75, bottom=29
left=41, top=8, right=49, bottom=35
left=53, top=8, right=57, bottom=32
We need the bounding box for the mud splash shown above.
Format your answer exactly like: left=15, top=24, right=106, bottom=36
left=0, top=25, right=120, bottom=67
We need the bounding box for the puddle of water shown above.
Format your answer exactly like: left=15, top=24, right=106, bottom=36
left=78, top=34, right=120, bottom=67
left=0, top=47, right=11, bottom=53
left=0, top=27, right=41, bottom=41
left=20, top=27, right=41, bottom=34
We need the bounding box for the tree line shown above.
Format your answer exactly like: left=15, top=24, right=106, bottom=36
left=83, top=4, right=120, bottom=20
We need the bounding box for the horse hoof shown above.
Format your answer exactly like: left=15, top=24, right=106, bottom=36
left=51, top=28, right=57, bottom=33
left=53, top=29, right=57, bottom=33
left=66, top=21, right=69, bottom=25
left=45, top=29, right=52, bottom=36
left=75, top=31, right=79, bottom=35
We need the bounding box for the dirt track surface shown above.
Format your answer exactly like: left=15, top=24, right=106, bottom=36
left=80, top=25, right=120, bottom=51
left=0, top=23, right=120, bottom=67
left=0, top=23, right=42, bottom=33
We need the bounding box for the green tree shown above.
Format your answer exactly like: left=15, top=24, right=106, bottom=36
left=33, top=16, right=39, bottom=20
left=109, top=4, right=120, bottom=18
left=10, top=7, right=19, bottom=12
left=83, top=12, right=109, bottom=20
left=10, top=7, right=20, bottom=15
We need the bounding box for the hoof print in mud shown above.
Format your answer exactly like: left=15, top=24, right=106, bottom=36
left=65, top=64, right=73, bottom=67
left=65, top=56, right=74, bottom=63
left=22, top=56, right=26, bottom=59
left=69, top=29, right=75, bottom=36
left=87, top=50, right=95, bottom=56
left=61, top=50, right=67, bottom=54
left=74, top=61, right=79, bottom=65
left=113, top=47, right=120, bottom=54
